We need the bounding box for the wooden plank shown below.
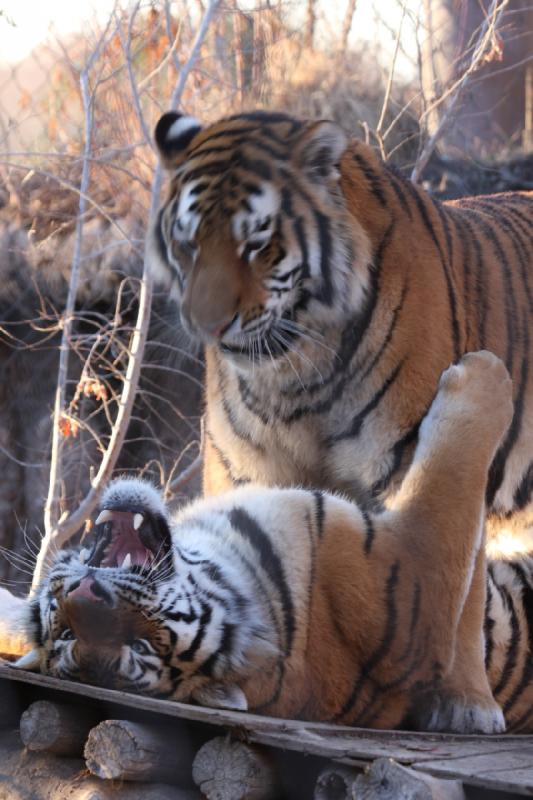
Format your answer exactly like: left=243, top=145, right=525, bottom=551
left=2, top=664, right=533, bottom=796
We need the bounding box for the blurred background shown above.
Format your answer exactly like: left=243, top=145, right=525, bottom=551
left=0, top=0, right=532, bottom=589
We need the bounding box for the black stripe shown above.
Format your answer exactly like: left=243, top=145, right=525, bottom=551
left=433, top=200, right=461, bottom=358
left=406, top=185, right=460, bottom=359
left=398, top=581, right=422, bottom=664
left=178, top=601, right=212, bottom=662
left=199, top=623, right=235, bottom=677
left=293, top=216, right=310, bottom=280
left=228, top=506, right=295, bottom=655
left=502, top=562, right=533, bottom=716
left=154, top=208, right=169, bottom=265
left=514, top=461, right=533, bottom=510
left=313, top=491, right=325, bottom=538
left=486, top=313, right=529, bottom=507
left=359, top=634, right=428, bottom=727
left=449, top=213, right=473, bottom=347
left=385, top=165, right=413, bottom=219
left=484, top=576, right=495, bottom=672
left=334, top=561, right=400, bottom=721
left=476, top=201, right=533, bottom=316
left=329, top=360, right=404, bottom=443
left=314, top=210, right=333, bottom=303
left=353, top=153, right=388, bottom=207
left=471, top=211, right=520, bottom=374
left=204, top=430, right=250, bottom=487
left=30, top=600, right=43, bottom=647
left=357, top=282, right=408, bottom=383
left=362, top=510, right=375, bottom=555
left=492, top=585, right=521, bottom=698
left=459, top=214, right=487, bottom=348
left=371, top=419, right=422, bottom=498
left=216, top=362, right=268, bottom=445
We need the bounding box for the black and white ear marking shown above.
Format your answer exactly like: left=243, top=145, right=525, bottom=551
left=154, top=111, right=203, bottom=165
left=296, top=120, right=348, bottom=182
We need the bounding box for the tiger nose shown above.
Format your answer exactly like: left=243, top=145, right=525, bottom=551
left=185, top=310, right=238, bottom=339
left=67, top=576, right=111, bottom=605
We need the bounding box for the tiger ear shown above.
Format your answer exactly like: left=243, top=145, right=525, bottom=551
left=154, top=111, right=203, bottom=169
left=192, top=682, right=248, bottom=712
left=295, top=120, right=348, bottom=183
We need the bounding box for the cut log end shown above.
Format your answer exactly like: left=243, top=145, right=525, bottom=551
left=20, top=699, right=100, bottom=756
left=85, top=718, right=195, bottom=784
left=192, top=735, right=280, bottom=800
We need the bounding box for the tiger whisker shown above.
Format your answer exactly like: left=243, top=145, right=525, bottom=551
left=270, top=329, right=307, bottom=389
left=277, top=318, right=340, bottom=360
left=272, top=328, right=325, bottom=385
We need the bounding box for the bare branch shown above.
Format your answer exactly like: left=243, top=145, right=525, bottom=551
left=411, top=0, right=510, bottom=183
left=30, top=0, right=221, bottom=592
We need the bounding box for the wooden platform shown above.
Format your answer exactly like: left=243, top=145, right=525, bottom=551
left=2, top=664, right=533, bottom=797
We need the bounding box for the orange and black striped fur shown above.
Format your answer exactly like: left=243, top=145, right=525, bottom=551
left=19, top=353, right=533, bottom=731
left=149, top=110, right=533, bottom=733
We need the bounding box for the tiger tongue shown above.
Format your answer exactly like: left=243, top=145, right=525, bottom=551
left=101, top=514, right=152, bottom=568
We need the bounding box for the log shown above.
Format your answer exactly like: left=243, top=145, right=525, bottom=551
left=0, top=725, right=199, bottom=799
left=192, top=735, right=280, bottom=800
left=20, top=699, right=100, bottom=756
left=73, top=782, right=201, bottom=800
left=314, top=764, right=362, bottom=800
left=84, top=718, right=195, bottom=784
left=351, top=758, right=466, bottom=800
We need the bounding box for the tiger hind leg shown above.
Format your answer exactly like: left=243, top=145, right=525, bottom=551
left=413, top=543, right=505, bottom=734
left=389, top=351, right=511, bottom=734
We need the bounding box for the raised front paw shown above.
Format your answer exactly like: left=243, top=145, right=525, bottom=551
left=421, top=350, right=513, bottom=459
left=412, top=689, right=506, bottom=735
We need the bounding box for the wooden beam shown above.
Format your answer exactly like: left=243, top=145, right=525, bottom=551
left=3, top=667, right=533, bottom=796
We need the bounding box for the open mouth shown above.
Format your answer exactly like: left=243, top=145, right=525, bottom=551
left=83, top=510, right=171, bottom=572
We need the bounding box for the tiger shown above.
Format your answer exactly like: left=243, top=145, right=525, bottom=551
left=149, top=110, right=533, bottom=734
left=16, top=352, right=533, bottom=732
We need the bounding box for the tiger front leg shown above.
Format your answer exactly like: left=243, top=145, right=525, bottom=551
left=388, top=351, right=513, bottom=734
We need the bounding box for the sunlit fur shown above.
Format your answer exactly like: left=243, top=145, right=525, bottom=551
left=150, top=110, right=533, bottom=731
left=24, top=353, right=533, bottom=732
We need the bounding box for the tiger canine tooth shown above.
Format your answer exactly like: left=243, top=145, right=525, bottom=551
left=95, top=510, right=114, bottom=526
left=133, top=513, right=144, bottom=531
left=79, top=548, right=90, bottom=565
left=121, top=553, right=132, bottom=569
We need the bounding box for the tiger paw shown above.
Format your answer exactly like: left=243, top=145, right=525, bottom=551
left=420, top=350, right=513, bottom=458
left=412, top=689, right=506, bottom=735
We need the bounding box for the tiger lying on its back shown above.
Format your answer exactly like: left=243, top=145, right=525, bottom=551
left=150, top=110, right=533, bottom=733
left=19, top=353, right=533, bottom=732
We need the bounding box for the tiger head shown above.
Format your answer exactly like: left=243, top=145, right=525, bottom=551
left=19, top=479, right=275, bottom=711
left=150, top=111, right=371, bottom=359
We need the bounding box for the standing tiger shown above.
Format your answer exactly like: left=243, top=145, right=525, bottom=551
left=21, top=353, right=533, bottom=730
left=150, top=110, right=533, bottom=734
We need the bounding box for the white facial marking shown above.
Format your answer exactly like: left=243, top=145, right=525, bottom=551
left=165, top=116, right=200, bottom=143
left=232, top=182, right=279, bottom=244
left=79, top=548, right=90, bottom=565
left=176, top=180, right=201, bottom=239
